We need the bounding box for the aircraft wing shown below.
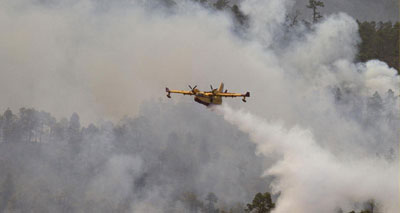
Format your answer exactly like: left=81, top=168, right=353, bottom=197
left=166, top=88, right=194, bottom=98
left=215, top=92, right=250, bottom=98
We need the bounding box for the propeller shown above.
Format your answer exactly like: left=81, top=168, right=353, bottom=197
left=210, top=84, right=219, bottom=95
left=188, top=85, right=197, bottom=92
left=188, top=85, right=197, bottom=89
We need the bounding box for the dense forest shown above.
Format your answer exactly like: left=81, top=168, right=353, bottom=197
left=357, top=21, right=399, bottom=72
left=0, top=87, right=397, bottom=212
left=0, top=102, right=268, bottom=212
left=200, top=0, right=400, bottom=72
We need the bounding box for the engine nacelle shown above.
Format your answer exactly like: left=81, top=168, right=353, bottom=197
left=166, top=88, right=171, bottom=98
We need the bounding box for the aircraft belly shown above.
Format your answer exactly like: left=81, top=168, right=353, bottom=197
left=214, top=97, right=222, bottom=104
left=194, top=97, right=210, bottom=106
left=194, top=96, right=222, bottom=106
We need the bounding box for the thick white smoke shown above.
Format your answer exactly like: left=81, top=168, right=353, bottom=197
left=0, top=0, right=398, bottom=212
left=0, top=0, right=398, bottom=121
left=218, top=104, right=398, bottom=213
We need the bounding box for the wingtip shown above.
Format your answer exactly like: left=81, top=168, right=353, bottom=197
left=166, top=87, right=171, bottom=98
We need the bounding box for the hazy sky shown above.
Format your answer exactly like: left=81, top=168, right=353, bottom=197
left=0, top=1, right=398, bottom=212
left=292, top=0, right=398, bottom=22
left=232, top=0, right=398, bottom=21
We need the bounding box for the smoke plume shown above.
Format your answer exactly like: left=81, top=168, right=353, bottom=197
left=0, top=0, right=398, bottom=212
left=218, top=104, right=398, bottom=212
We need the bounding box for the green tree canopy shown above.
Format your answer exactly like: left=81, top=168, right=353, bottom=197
left=357, top=21, right=399, bottom=72
left=245, top=192, right=275, bottom=213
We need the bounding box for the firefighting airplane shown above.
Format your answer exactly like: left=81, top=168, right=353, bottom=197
left=165, top=83, right=250, bottom=106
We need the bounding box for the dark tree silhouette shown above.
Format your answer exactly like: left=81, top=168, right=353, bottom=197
left=2, top=109, right=18, bottom=143
left=205, top=192, right=219, bottom=213
left=306, top=0, right=324, bottom=23
left=214, top=0, right=229, bottom=10
left=245, top=192, right=275, bottom=213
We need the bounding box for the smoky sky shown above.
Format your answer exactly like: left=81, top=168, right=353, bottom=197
left=292, top=0, right=399, bottom=22
left=0, top=0, right=399, bottom=212
left=232, top=0, right=398, bottom=21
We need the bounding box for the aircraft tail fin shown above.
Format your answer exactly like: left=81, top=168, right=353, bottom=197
left=218, top=82, right=224, bottom=93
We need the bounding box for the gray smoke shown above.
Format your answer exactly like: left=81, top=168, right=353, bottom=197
left=0, top=101, right=269, bottom=212
left=218, top=103, right=398, bottom=212
left=0, top=0, right=398, bottom=212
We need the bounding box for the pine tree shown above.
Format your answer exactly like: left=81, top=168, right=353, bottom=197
left=306, top=0, right=324, bottom=23
left=245, top=192, right=275, bottom=213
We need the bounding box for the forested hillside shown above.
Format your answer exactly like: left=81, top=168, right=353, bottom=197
left=0, top=102, right=269, bottom=212
left=0, top=86, right=397, bottom=212
left=357, top=21, right=399, bottom=72
left=199, top=0, right=400, bottom=73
